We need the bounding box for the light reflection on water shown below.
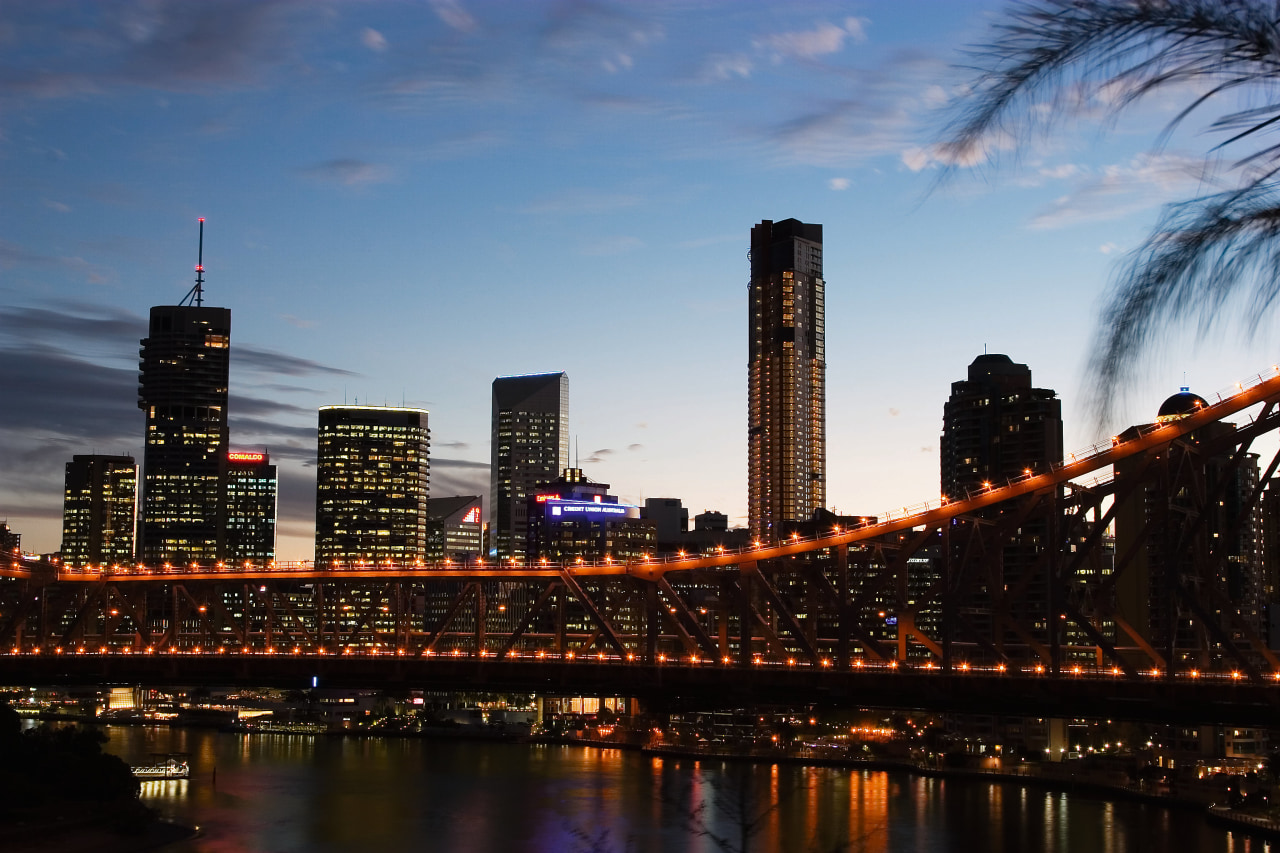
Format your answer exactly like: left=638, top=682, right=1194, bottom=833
left=98, top=727, right=1270, bottom=853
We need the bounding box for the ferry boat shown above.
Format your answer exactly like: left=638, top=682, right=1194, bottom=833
left=131, top=754, right=190, bottom=780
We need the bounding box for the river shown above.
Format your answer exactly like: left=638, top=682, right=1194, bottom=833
left=100, top=726, right=1270, bottom=852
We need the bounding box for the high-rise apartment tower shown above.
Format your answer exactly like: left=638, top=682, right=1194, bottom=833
left=61, top=454, right=137, bottom=568
left=940, top=353, right=1063, bottom=648
left=490, top=372, right=569, bottom=559
left=136, top=224, right=231, bottom=566
left=315, top=406, right=430, bottom=565
left=748, top=219, right=826, bottom=538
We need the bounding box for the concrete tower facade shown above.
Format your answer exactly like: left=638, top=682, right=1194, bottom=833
left=748, top=219, right=825, bottom=539
left=490, top=372, right=569, bottom=560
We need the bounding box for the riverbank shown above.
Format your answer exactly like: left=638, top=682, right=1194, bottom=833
left=0, top=810, right=197, bottom=853
left=543, top=740, right=1280, bottom=841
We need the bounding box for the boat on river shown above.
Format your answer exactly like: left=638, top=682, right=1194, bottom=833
left=131, top=753, right=190, bottom=780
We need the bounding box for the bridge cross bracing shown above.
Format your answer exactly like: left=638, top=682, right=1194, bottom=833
left=5, top=366, right=1280, bottom=721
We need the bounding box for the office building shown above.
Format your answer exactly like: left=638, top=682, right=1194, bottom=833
left=60, top=454, right=136, bottom=569
left=137, top=303, right=232, bottom=566
left=940, top=354, right=1062, bottom=501
left=748, top=218, right=825, bottom=539
left=427, top=495, right=483, bottom=561
left=0, top=522, right=18, bottom=557
left=1115, top=389, right=1264, bottom=666
left=525, top=468, right=654, bottom=563
left=940, top=354, right=1063, bottom=650
left=315, top=406, right=430, bottom=565
left=642, top=498, right=689, bottom=552
left=225, top=450, right=277, bottom=565
left=490, top=372, right=569, bottom=559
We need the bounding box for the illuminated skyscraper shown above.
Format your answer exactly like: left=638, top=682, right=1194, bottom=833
left=315, top=406, right=430, bottom=564
left=490, top=372, right=569, bottom=559
left=225, top=450, right=277, bottom=565
left=61, top=454, right=136, bottom=568
left=136, top=224, right=232, bottom=567
left=748, top=219, right=825, bottom=539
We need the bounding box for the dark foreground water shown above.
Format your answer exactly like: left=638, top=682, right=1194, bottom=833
left=101, top=727, right=1271, bottom=853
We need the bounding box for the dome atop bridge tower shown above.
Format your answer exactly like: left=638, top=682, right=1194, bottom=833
left=1156, top=387, right=1209, bottom=423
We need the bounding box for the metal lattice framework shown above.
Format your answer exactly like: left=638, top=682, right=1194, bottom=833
left=5, top=367, right=1280, bottom=702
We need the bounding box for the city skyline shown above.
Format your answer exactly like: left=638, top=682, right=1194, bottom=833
left=4, top=1, right=1279, bottom=561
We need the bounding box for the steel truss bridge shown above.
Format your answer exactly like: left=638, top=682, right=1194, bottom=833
left=6, top=367, right=1280, bottom=725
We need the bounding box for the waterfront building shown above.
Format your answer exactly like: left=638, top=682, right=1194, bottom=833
left=939, top=354, right=1063, bottom=650
left=748, top=218, right=825, bottom=540
left=427, top=495, right=483, bottom=561
left=137, top=302, right=232, bottom=567
left=225, top=450, right=277, bottom=565
left=60, top=454, right=136, bottom=568
left=525, top=468, right=654, bottom=563
left=490, top=372, right=569, bottom=559
left=315, top=406, right=430, bottom=565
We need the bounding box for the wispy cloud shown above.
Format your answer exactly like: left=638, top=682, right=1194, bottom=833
left=235, top=346, right=357, bottom=378
left=430, top=0, right=479, bottom=34
left=755, top=18, right=868, bottom=62
left=361, top=27, right=387, bottom=52
left=0, top=240, right=112, bottom=283
left=698, top=53, right=752, bottom=82
left=542, top=2, right=663, bottom=74
left=1028, top=153, right=1211, bottom=230
left=300, top=158, right=391, bottom=187
left=520, top=188, right=641, bottom=215
left=578, top=236, right=643, bottom=256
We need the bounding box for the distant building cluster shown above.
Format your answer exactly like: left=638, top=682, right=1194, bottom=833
left=19, top=213, right=1276, bottom=684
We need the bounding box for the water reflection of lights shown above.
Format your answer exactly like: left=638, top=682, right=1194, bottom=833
left=139, top=777, right=189, bottom=802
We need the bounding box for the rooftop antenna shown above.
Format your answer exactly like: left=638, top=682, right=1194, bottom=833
left=180, top=218, right=206, bottom=307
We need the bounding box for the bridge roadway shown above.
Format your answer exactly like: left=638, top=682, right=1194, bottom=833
left=12, top=364, right=1280, bottom=586
left=2, top=651, right=1279, bottom=727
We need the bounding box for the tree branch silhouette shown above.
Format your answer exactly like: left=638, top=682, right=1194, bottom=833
left=938, top=0, right=1280, bottom=426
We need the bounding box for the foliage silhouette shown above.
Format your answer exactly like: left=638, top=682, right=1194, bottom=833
left=939, top=0, right=1280, bottom=423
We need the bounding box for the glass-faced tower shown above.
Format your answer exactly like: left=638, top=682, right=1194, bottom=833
left=137, top=304, right=231, bottom=565
left=490, top=372, right=569, bottom=559
left=748, top=219, right=826, bottom=539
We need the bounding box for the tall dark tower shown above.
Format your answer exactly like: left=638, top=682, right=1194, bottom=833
left=490, top=372, right=569, bottom=560
left=940, top=354, right=1063, bottom=649
left=940, top=354, right=1062, bottom=501
left=136, top=220, right=231, bottom=566
left=748, top=219, right=825, bottom=539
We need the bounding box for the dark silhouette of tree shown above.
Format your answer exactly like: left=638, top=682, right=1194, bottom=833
left=939, top=0, right=1280, bottom=422
left=0, top=703, right=141, bottom=823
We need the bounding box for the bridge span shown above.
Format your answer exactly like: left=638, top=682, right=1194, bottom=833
left=6, top=365, right=1280, bottom=723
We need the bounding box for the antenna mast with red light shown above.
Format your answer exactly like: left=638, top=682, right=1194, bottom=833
left=180, top=218, right=206, bottom=307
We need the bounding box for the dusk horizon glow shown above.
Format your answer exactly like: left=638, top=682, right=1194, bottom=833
left=3, top=0, right=1277, bottom=561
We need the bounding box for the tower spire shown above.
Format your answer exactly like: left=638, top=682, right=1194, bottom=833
left=180, top=218, right=206, bottom=307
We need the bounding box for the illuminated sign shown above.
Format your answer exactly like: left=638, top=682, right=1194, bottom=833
left=461, top=507, right=480, bottom=524
left=544, top=499, right=635, bottom=519
left=228, top=452, right=266, bottom=463
left=534, top=494, right=558, bottom=502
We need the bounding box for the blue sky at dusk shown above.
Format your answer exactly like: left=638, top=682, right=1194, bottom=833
left=3, top=0, right=1276, bottom=561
